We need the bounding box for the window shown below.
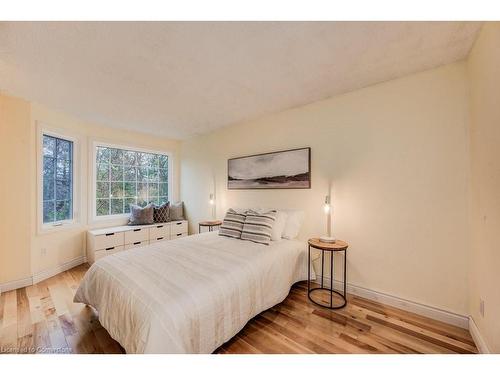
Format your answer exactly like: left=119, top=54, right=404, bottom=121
left=42, top=134, right=73, bottom=224
left=95, top=146, right=169, bottom=217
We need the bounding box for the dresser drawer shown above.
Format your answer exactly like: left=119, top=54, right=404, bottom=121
left=94, top=245, right=125, bottom=261
left=93, top=231, right=125, bottom=250
left=124, top=240, right=149, bottom=250
left=124, top=227, right=149, bottom=244
left=170, top=221, right=188, bottom=235
left=170, top=232, right=187, bottom=240
left=150, top=236, right=168, bottom=243
left=149, top=224, right=170, bottom=240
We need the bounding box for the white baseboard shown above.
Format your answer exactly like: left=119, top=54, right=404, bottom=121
left=0, top=276, right=33, bottom=294
left=32, top=256, right=87, bottom=284
left=469, top=316, right=491, bottom=353
left=314, top=274, right=469, bottom=329
left=0, top=256, right=87, bottom=294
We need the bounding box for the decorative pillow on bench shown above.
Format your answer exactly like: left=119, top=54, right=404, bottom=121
left=219, top=208, right=246, bottom=239
left=241, top=209, right=277, bottom=245
left=153, top=202, right=170, bottom=223
left=128, top=203, right=154, bottom=225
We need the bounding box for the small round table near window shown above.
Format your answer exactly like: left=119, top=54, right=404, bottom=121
left=307, top=238, right=348, bottom=309
left=198, top=220, right=223, bottom=233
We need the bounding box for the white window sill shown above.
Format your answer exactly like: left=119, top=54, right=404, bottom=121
left=38, top=221, right=81, bottom=235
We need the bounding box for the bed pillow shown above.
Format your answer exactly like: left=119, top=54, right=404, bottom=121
left=241, top=209, right=277, bottom=245
left=153, top=202, right=170, bottom=223
left=128, top=203, right=154, bottom=225
left=281, top=209, right=304, bottom=239
left=169, top=201, right=184, bottom=220
left=219, top=208, right=246, bottom=239
left=271, top=210, right=288, bottom=241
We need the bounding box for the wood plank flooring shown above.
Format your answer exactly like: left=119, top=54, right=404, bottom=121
left=0, top=263, right=477, bottom=354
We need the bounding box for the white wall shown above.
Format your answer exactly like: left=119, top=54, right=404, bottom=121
left=181, top=62, right=471, bottom=316
left=467, top=22, right=500, bottom=353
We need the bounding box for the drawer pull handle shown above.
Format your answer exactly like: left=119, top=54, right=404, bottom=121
left=133, top=242, right=141, bottom=245
left=105, top=233, right=115, bottom=236
left=176, top=222, right=182, bottom=225
left=133, top=229, right=141, bottom=232
left=157, top=237, right=164, bottom=240
left=177, top=233, right=182, bottom=236
left=105, top=247, right=115, bottom=251
left=157, top=225, right=163, bottom=228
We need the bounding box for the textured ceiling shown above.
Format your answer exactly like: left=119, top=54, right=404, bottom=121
left=0, top=22, right=482, bottom=139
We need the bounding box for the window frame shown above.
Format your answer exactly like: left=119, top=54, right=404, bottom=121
left=90, top=140, right=173, bottom=222
left=37, top=124, right=81, bottom=234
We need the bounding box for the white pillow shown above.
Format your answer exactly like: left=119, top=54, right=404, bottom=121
left=281, top=210, right=304, bottom=239
left=271, top=211, right=288, bottom=241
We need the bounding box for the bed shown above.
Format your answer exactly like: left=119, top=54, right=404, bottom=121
left=74, top=231, right=309, bottom=353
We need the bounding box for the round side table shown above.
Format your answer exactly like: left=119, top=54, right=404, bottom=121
left=307, top=238, right=348, bottom=309
left=199, top=220, right=222, bottom=233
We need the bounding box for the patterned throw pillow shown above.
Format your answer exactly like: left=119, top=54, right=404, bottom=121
left=241, top=210, right=277, bottom=245
left=153, top=202, right=170, bottom=223
left=219, top=208, right=246, bottom=239
left=128, top=204, right=154, bottom=225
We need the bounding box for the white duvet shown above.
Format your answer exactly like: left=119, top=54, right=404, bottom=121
left=74, top=231, right=309, bottom=353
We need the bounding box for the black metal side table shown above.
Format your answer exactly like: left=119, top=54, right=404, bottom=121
left=198, top=220, right=222, bottom=233
left=307, top=238, right=348, bottom=309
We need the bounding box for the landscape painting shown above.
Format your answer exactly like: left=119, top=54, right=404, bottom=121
left=228, top=147, right=311, bottom=189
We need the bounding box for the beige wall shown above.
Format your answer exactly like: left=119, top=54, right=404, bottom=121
left=0, top=95, right=32, bottom=284
left=0, top=94, right=181, bottom=285
left=181, top=62, right=471, bottom=315
left=467, top=23, right=500, bottom=353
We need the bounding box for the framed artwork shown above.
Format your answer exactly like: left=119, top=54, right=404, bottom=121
left=228, top=147, right=311, bottom=189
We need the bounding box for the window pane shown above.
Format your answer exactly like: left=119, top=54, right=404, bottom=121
left=43, top=157, right=55, bottom=201
left=95, top=146, right=168, bottom=217
left=43, top=201, right=55, bottom=222
left=42, top=134, right=73, bottom=224
left=43, top=136, right=56, bottom=157
left=56, top=139, right=71, bottom=160
left=137, top=182, right=148, bottom=199
left=137, top=166, right=148, bottom=182
left=56, top=179, right=71, bottom=200
left=124, top=197, right=136, bottom=212
left=124, top=182, right=136, bottom=197
left=123, top=150, right=136, bottom=166
left=111, top=182, right=124, bottom=198
left=159, top=168, right=168, bottom=183
left=136, top=153, right=148, bottom=167
left=159, top=196, right=168, bottom=205
left=56, top=200, right=71, bottom=221
left=96, top=182, right=110, bottom=199
left=111, top=198, right=124, bottom=215
left=56, top=159, right=71, bottom=180
left=159, top=183, right=168, bottom=197
left=124, top=166, right=137, bottom=181
left=96, top=199, right=110, bottom=216
left=110, top=148, right=123, bottom=164
left=96, top=147, right=110, bottom=164
left=159, top=155, right=168, bottom=169
left=148, top=167, right=158, bottom=182
left=111, top=164, right=123, bottom=181
left=96, top=163, right=109, bottom=181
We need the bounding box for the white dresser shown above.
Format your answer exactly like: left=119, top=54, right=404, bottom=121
left=87, top=220, right=188, bottom=264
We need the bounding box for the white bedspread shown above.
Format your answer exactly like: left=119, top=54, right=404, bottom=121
left=74, top=232, right=309, bottom=353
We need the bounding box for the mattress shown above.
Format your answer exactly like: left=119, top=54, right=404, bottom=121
left=74, top=231, right=309, bottom=353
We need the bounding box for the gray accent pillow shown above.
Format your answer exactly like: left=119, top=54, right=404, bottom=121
left=153, top=202, right=170, bottom=223
left=128, top=203, right=154, bottom=225
left=219, top=208, right=246, bottom=239
left=240, top=209, right=277, bottom=245
left=170, top=201, right=184, bottom=221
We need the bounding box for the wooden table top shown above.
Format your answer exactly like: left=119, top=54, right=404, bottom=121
left=199, top=220, right=223, bottom=226
left=308, top=238, right=348, bottom=251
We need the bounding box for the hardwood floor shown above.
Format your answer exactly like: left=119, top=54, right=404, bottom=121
left=0, top=263, right=477, bottom=354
